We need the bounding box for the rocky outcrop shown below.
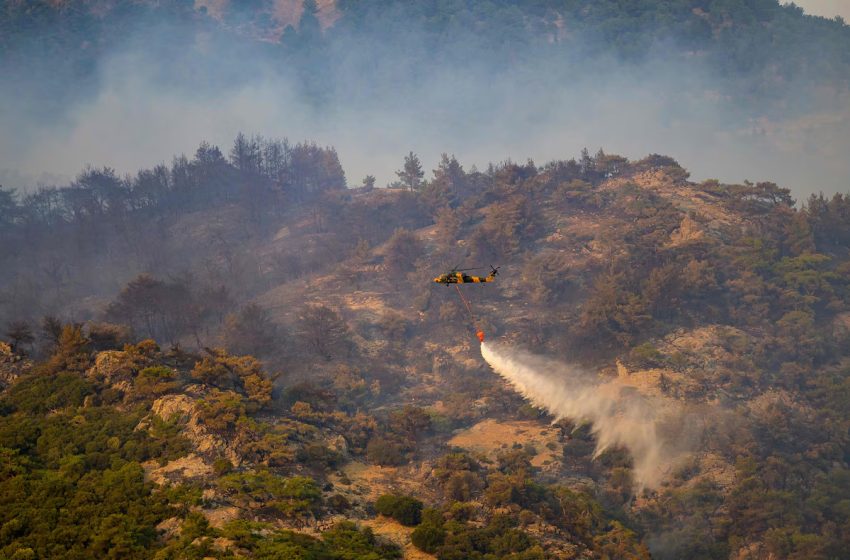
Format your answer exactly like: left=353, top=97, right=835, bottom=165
left=668, top=214, right=705, bottom=247
left=85, top=348, right=158, bottom=402
left=86, top=350, right=139, bottom=383
left=152, top=393, right=196, bottom=423
left=156, top=517, right=182, bottom=540
left=150, top=393, right=243, bottom=466
left=144, top=453, right=213, bottom=485
left=203, top=508, right=242, bottom=530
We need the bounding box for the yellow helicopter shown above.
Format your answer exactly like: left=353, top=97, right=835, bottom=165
left=433, top=265, right=499, bottom=285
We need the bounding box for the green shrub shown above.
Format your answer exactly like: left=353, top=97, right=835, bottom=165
left=411, top=523, right=446, bottom=553
left=194, top=389, right=247, bottom=432
left=134, top=366, right=179, bottom=397
left=374, top=494, right=423, bottom=526
left=220, top=520, right=401, bottom=558
left=296, top=442, right=342, bottom=469
left=219, top=471, right=322, bottom=518
left=629, top=342, right=664, bottom=368
left=3, top=372, right=94, bottom=415
left=213, top=457, right=233, bottom=476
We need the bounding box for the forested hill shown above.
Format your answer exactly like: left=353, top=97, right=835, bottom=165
left=2, top=135, right=850, bottom=558
left=2, top=0, right=849, bottom=117
left=3, top=2, right=850, bottom=559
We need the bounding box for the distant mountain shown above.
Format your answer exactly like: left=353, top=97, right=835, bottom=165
left=2, top=0, right=849, bottom=117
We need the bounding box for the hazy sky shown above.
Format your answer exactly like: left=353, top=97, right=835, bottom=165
left=785, top=0, right=850, bottom=20
left=1, top=3, right=848, bottom=199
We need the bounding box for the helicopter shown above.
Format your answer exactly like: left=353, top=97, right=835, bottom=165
left=433, top=265, right=500, bottom=285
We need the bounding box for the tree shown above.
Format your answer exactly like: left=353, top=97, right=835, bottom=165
left=423, top=153, right=466, bottom=208
left=105, top=274, right=196, bottom=344
left=40, top=315, right=63, bottom=352
left=223, top=304, right=280, bottom=358
left=411, top=521, right=446, bottom=553
left=383, top=228, right=423, bottom=272
left=134, top=366, right=179, bottom=398
left=5, top=321, right=34, bottom=354
left=191, top=349, right=273, bottom=408
left=289, top=142, right=347, bottom=200
left=577, top=273, right=649, bottom=349
left=434, top=206, right=460, bottom=250
left=390, top=405, right=432, bottom=440
left=195, top=389, right=248, bottom=432
left=72, top=166, right=128, bottom=220
left=396, top=152, right=424, bottom=191
left=42, top=324, right=91, bottom=374
left=0, top=185, right=17, bottom=229
left=378, top=310, right=409, bottom=342
left=229, top=132, right=255, bottom=174
left=297, top=304, right=351, bottom=361
left=87, top=322, right=131, bottom=352
left=374, top=494, right=423, bottom=526
left=366, top=437, right=407, bottom=466
left=192, top=141, right=231, bottom=202
left=219, top=471, right=321, bottom=521
left=470, top=194, right=535, bottom=259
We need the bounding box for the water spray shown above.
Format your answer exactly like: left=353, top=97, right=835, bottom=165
left=480, top=340, right=682, bottom=489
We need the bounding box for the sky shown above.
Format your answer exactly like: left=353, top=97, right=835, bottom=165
left=785, top=0, right=850, bottom=20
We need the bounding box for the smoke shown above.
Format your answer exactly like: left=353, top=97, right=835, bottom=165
left=481, top=341, right=689, bottom=489
left=1, top=5, right=849, bottom=196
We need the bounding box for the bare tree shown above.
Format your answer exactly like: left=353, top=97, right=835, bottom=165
left=5, top=321, right=34, bottom=354
left=297, top=304, right=351, bottom=361
left=224, top=303, right=281, bottom=358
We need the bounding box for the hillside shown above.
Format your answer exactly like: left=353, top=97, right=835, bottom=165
left=2, top=0, right=849, bottom=119
left=2, top=143, right=850, bottom=558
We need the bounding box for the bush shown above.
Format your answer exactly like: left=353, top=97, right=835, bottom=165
left=366, top=437, right=407, bottom=466
left=383, top=228, right=424, bottom=272
left=297, top=304, right=352, bottom=361
left=86, top=322, right=131, bottom=351
left=213, top=457, right=233, bottom=476
left=327, top=494, right=351, bottom=512
left=3, top=372, right=94, bottom=414
left=219, top=472, right=322, bottom=519
left=374, top=494, right=423, bottom=526
left=629, top=342, right=664, bottom=368
left=135, top=366, right=179, bottom=397
left=296, top=443, right=342, bottom=469
left=194, top=390, right=247, bottom=433
left=411, top=523, right=446, bottom=553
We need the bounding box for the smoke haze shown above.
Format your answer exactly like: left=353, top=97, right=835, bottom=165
left=481, top=341, right=691, bottom=489
left=1, top=3, right=849, bottom=197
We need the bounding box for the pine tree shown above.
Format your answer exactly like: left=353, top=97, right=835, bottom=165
left=396, top=152, right=424, bottom=191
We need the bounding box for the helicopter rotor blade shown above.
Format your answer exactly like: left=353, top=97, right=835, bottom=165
left=454, top=266, right=486, bottom=272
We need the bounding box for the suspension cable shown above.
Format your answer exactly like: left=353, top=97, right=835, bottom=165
left=452, top=284, right=486, bottom=342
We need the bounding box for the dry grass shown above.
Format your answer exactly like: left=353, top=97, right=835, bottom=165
left=328, top=461, right=429, bottom=503
left=448, top=419, right=562, bottom=469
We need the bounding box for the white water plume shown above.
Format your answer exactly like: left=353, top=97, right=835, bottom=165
left=481, top=341, right=683, bottom=489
